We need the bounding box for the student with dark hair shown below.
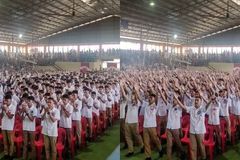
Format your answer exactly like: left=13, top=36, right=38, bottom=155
left=41, top=97, right=60, bottom=160
left=1, top=94, right=17, bottom=160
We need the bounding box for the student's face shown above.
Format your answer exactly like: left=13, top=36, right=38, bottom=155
left=84, top=91, right=89, bottom=97
left=195, top=98, right=201, bottom=108
left=62, top=98, right=69, bottom=104
left=91, top=94, right=96, bottom=99
left=148, top=96, right=155, bottom=104
left=47, top=100, right=54, bottom=107
left=4, top=99, right=11, bottom=106
left=69, top=94, right=74, bottom=101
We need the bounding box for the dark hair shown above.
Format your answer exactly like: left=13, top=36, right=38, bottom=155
left=62, top=94, right=69, bottom=99
left=4, top=94, right=12, bottom=100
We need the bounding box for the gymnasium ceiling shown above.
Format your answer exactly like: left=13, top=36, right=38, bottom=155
left=0, top=0, right=119, bottom=44
left=121, top=0, right=240, bottom=44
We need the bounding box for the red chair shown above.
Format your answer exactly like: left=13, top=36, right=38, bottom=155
left=35, top=118, right=41, bottom=126
left=56, top=128, right=66, bottom=160
left=203, top=125, right=215, bottom=160
left=81, top=117, right=87, bottom=147
left=230, top=114, right=237, bottom=144
left=220, top=118, right=227, bottom=152
left=34, top=126, right=44, bottom=160
left=181, top=115, right=190, bottom=133
left=13, top=123, right=23, bottom=158
left=138, top=115, right=144, bottom=135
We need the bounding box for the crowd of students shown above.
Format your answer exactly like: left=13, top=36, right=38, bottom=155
left=120, top=68, right=240, bottom=160
left=0, top=70, right=120, bottom=160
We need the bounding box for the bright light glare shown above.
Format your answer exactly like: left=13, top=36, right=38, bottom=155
left=19, top=34, right=23, bottom=38
left=150, top=2, right=155, bottom=6
left=174, top=34, right=178, bottom=39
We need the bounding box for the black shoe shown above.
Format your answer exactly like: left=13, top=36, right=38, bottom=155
left=180, top=153, right=187, bottom=160
left=159, top=149, right=164, bottom=157
left=145, top=157, right=152, bottom=160
left=140, top=147, right=144, bottom=153
left=8, top=156, right=14, bottom=160
left=121, top=144, right=128, bottom=150
left=125, top=152, right=134, bottom=157
left=2, top=155, right=9, bottom=160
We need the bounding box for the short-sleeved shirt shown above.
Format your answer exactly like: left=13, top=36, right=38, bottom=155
left=2, top=103, right=17, bottom=131
left=187, top=105, right=206, bottom=134
left=42, top=107, right=60, bottom=137
left=59, top=103, right=73, bottom=128
left=166, top=104, right=182, bottom=130
left=71, top=99, right=82, bottom=121
left=23, top=105, right=37, bottom=131
left=143, top=103, right=158, bottom=128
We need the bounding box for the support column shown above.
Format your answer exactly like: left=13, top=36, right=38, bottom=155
left=77, top=45, right=80, bottom=54
left=99, top=44, right=102, bottom=53
left=44, top=45, right=46, bottom=54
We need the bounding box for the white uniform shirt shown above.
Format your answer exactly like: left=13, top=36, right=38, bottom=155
left=99, top=93, right=107, bottom=111
left=230, top=95, right=240, bottom=115
left=143, top=103, right=158, bottom=128
left=93, top=98, right=100, bottom=116
left=157, top=97, right=167, bottom=116
left=106, top=92, right=114, bottom=108
left=23, top=105, right=37, bottom=131
left=71, top=99, right=82, bottom=121
left=208, top=102, right=220, bottom=125
left=125, top=100, right=140, bottom=124
left=59, top=103, right=73, bottom=128
left=41, top=107, right=60, bottom=137
left=82, top=96, right=93, bottom=118
left=166, top=104, right=182, bottom=129
left=187, top=105, right=206, bottom=134
left=219, top=97, right=231, bottom=116
left=120, top=99, right=127, bottom=119
left=1, top=103, right=17, bottom=131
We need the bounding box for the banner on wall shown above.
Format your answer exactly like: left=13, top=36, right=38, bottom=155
left=102, top=59, right=120, bottom=69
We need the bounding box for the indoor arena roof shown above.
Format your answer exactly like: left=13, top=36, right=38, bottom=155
left=0, top=0, right=119, bottom=44
left=121, top=0, right=240, bottom=44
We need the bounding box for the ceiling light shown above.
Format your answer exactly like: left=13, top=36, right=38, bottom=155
left=101, top=11, right=105, bottom=14
left=104, top=7, right=108, bottom=10
left=174, top=34, right=178, bottom=39
left=19, top=34, right=23, bottom=38
left=150, top=2, right=155, bottom=6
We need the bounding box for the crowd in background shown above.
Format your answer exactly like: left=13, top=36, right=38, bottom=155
left=2, top=49, right=240, bottom=68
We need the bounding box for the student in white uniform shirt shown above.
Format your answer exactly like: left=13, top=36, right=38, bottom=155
left=106, top=85, right=114, bottom=126
left=143, top=93, right=163, bottom=160
left=82, top=88, right=94, bottom=139
left=1, top=94, right=17, bottom=160
left=59, top=94, right=73, bottom=157
left=218, top=89, right=231, bottom=142
left=174, top=92, right=213, bottom=160
left=122, top=85, right=144, bottom=157
left=98, top=86, right=107, bottom=130
left=120, top=82, right=128, bottom=148
left=70, top=90, right=82, bottom=149
left=207, top=95, right=222, bottom=152
left=41, top=97, right=60, bottom=160
left=21, top=96, right=37, bottom=160
left=156, top=86, right=168, bottom=137
left=92, top=91, right=100, bottom=133
left=163, top=91, right=186, bottom=160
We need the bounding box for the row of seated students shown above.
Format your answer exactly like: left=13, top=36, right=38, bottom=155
left=0, top=70, right=120, bottom=160
left=120, top=68, right=240, bottom=160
